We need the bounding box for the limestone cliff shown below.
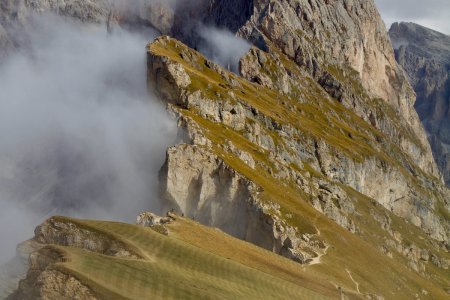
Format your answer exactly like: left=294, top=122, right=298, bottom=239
left=148, top=35, right=450, bottom=297
left=165, top=0, right=439, bottom=181
left=4, top=0, right=450, bottom=298
left=150, top=5, right=449, bottom=249
left=389, top=22, right=450, bottom=186
left=149, top=0, right=450, bottom=256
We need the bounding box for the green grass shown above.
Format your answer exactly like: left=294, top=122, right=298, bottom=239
left=168, top=108, right=449, bottom=299
left=146, top=37, right=450, bottom=299
left=37, top=211, right=449, bottom=300
left=39, top=218, right=338, bottom=300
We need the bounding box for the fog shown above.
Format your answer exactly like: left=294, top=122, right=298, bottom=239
left=198, top=26, right=252, bottom=73
left=0, top=0, right=255, bottom=271
left=0, top=15, right=176, bottom=265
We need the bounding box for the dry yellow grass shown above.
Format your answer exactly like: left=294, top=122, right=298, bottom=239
left=147, top=37, right=450, bottom=299
left=39, top=217, right=339, bottom=300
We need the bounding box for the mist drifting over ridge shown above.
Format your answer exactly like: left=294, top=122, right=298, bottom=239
left=198, top=26, right=251, bottom=73
left=0, top=0, right=255, bottom=275
left=0, top=15, right=176, bottom=265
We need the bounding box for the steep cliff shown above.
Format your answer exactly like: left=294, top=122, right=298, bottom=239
left=167, top=0, right=439, bottom=180
left=148, top=36, right=450, bottom=298
left=5, top=1, right=450, bottom=299
left=389, top=22, right=450, bottom=186
left=149, top=0, right=450, bottom=241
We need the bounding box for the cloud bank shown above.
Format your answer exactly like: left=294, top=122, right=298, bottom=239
left=0, top=15, right=176, bottom=265
left=198, top=26, right=252, bottom=73
left=0, top=0, right=253, bottom=270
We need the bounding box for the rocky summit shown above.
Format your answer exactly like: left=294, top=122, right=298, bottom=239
left=1, top=1, right=449, bottom=300
left=390, top=22, right=450, bottom=187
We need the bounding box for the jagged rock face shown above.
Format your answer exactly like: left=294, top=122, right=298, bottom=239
left=10, top=268, right=98, bottom=300
left=159, top=142, right=327, bottom=263
left=239, top=0, right=438, bottom=178
left=389, top=22, right=450, bottom=186
left=8, top=245, right=99, bottom=300
left=163, top=0, right=440, bottom=181
left=245, top=0, right=404, bottom=104
left=172, top=0, right=416, bottom=109
left=148, top=35, right=450, bottom=284
left=35, top=217, right=142, bottom=259
left=154, top=37, right=450, bottom=243
left=161, top=144, right=273, bottom=245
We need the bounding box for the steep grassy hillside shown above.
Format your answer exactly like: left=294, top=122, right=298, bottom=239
left=148, top=37, right=450, bottom=299
left=9, top=35, right=450, bottom=300
left=10, top=216, right=350, bottom=299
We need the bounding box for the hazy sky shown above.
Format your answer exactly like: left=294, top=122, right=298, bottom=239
left=375, top=0, right=450, bottom=34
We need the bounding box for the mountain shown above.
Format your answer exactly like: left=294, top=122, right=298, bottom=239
left=2, top=1, right=450, bottom=299
left=389, top=22, right=450, bottom=187
left=7, top=215, right=346, bottom=299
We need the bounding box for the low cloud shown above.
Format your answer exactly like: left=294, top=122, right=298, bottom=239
left=198, top=26, right=252, bottom=73
left=0, top=15, right=176, bottom=265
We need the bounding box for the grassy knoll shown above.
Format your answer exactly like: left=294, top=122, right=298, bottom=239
left=39, top=217, right=338, bottom=300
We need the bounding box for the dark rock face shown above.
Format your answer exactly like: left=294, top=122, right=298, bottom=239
left=390, top=22, right=450, bottom=186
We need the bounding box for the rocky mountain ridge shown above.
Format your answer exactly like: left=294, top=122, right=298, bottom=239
left=389, top=22, right=450, bottom=186
left=147, top=34, right=449, bottom=295
left=2, top=0, right=450, bottom=299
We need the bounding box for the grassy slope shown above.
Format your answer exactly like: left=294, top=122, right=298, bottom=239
left=147, top=38, right=450, bottom=299
left=174, top=113, right=449, bottom=299
left=21, top=38, right=449, bottom=299
left=40, top=217, right=339, bottom=300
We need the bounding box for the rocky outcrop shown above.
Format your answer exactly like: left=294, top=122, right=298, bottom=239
left=149, top=36, right=449, bottom=244
left=159, top=141, right=328, bottom=263
left=34, top=217, right=142, bottom=259
left=6, top=219, right=109, bottom=300
left=9, top=264, right=98, bottom=300
left=8, top=216, right=150, bottom=299
left=136, top=211, right=174, bottom=235
left=389, top=22, right=450, bottom=186
left=158, top=0, right=440, bottom=180
left=0, top=241, right=40, bottom=299
left=136, top=211, right=173, bottom=227
left=147, top=37, right=450, bottom=290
